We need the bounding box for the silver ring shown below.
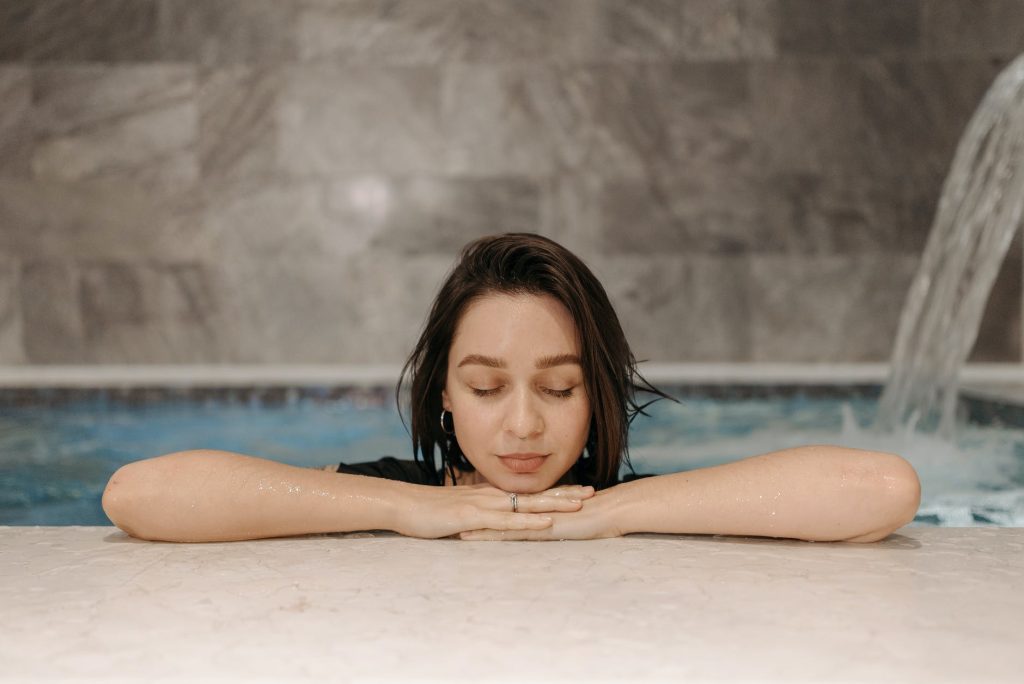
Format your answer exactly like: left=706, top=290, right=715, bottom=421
left=509, top=492, right=518, bottom=512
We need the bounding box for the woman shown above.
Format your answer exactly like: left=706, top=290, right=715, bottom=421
left=102, top=233, right=921, bottom=543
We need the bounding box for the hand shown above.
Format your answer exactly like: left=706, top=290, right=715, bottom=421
left=458, top=487, right=623, bottom=541
left=393, top=482, right=596, bottom=540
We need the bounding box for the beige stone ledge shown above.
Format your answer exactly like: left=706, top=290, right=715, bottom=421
left=1, top=526, right=1021, bottom=683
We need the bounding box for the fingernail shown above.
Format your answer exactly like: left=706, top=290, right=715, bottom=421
left=570, top=499, right=581, bottom=504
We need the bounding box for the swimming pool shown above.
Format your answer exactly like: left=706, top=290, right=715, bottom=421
left=2, top=383, right=1022, bottom=527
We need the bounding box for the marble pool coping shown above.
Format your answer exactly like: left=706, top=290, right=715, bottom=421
left=2, top=526, right=1021, bottom=683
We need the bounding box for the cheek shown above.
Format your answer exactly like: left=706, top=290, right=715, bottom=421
left=451, top=404, right=497, bottom=445
left=554, top=404, right=592, bottom=441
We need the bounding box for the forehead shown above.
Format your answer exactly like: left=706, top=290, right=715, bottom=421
left=451, top=293, right=579, bottom=351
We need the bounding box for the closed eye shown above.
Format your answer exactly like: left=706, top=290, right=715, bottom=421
left=471, top=387, right=575, bottom=399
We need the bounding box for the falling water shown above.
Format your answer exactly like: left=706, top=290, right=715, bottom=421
left=875, top=53, right=1024, bottom=439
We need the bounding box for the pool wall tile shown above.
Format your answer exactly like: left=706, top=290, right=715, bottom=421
left=440, top=63, right=591, bottom=176
left=974, top=231, right=1023, bottom=362
left=775, top=0, right=921, bottom=55
left=18, top=261, right=86, bottom=363
left=597, top=170, right=773, bottom=255
left=920, top=0, right=1024, bottom=57
left=159, top=0, right=298, bottom=65
left=352, top=177, right=542, bottom=255
left=585, top=61, right=753, bottom=178
left=204, top=179, right=359, bottom=261
left=748, top=254, right=920, bottom=362
left=677, top=0, right=777, bottom=60
left=538, top=172, right=605, bottom=257
left=0, top=1, right=32, bottom=61
left=0, top=0, right=1022, bottom=366
left=205, top=251, right=365, bottom=363
left=296, top=0, right=586, bottom=64
left=0, top=66, right=31, bottom=177
left=26, top=0, right=161, bottom=62
left=749, top=59, right=1007, bottom=180
left=212, top=251, right=452, bottom=363
left=0, top=177, right=209, bottom=262
left=197, top=65, right=282, bottom=185
left=853, top=60, right=1012, bottom=180
left=748, top=59, right=865, bottom=176
left=591, top=255, right=753, bottom=362
left=583, top=0, right=679, bottom=61
left=31, top=65, right=198, bottom=192
left=755, top=171, right=939, bottom=255
left=277, top=64, right=444, bottom=176
left=203, top=175, right=539, bottom=264
left=77, top=262, right=226, bottom=364
left=0, top=256, right=25, bottom=364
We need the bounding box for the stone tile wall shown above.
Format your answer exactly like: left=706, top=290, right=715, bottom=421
left=0, top=0, right=1022, bottom=365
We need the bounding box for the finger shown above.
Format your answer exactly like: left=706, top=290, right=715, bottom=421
left=511, top=493, right=586, bottom=513
left=541, top=485, right=595, bottom=498
left=460, top=529, right=553, bottom=541
left=483, top=512, right=553, bottom=530
left=525, top=497, right=585, bottom=513
left=500, top=486, right=591, bottom=513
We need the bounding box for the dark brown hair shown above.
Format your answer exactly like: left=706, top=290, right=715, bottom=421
left=395, top=232, right=678, bottom=489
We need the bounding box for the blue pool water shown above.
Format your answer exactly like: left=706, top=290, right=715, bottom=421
left=1, top=385, right=1022, bottom=527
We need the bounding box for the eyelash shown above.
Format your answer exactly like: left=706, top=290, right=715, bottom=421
left=472, top=387, right=575, bottom=399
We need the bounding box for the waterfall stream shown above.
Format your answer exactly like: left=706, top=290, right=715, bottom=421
left=874, top=53, right=1024, bottom=440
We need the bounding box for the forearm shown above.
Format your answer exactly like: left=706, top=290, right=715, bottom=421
left=605, top=445, right=921, bottom=542
left=102, top=450, right=414, bottom=542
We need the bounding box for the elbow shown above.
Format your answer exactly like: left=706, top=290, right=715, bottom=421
left=103, top=452, right=193, bottom=540
left=890, top=461, right=922, bottom=532
left=879, top=450, right=922, bottom=527
left=102, top=464, right=145, bottom=538
left=844, top=451, right=922, bottom=543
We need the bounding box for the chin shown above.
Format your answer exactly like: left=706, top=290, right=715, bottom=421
left=482, top=455, right=572, bottom=493
left=497, top=473, right=560, bottom=494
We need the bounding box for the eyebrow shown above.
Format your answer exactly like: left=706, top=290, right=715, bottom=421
left=456, top=353, right=582, bottom=370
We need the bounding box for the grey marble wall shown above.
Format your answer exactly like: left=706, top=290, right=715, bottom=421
left=1, top=0, right=1023, bottom=365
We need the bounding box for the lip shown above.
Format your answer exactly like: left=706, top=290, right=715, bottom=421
left=497, top=453, right=549, bottom=474
left=498, top=452, right=549, bottom=459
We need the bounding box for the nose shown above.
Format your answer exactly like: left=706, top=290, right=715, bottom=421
left=503, top=386, right=543, bottom=439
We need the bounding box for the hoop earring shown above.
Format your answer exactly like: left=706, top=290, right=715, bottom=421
left=440, top=409, right=455, bottom=435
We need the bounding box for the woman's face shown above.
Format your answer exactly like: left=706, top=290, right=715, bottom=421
left=441, top=293, right=592, bottom=493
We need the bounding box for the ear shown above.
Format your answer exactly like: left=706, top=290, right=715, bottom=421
left=442, top=388, right=451, bottom=412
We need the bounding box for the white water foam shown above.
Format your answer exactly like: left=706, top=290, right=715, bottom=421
left=628, top=401, right=1024, bottom=527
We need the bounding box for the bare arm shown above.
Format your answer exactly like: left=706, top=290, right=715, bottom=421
left=102, top=450, right=414, bottom=543
left=604, top=445, right=921, bottom=543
